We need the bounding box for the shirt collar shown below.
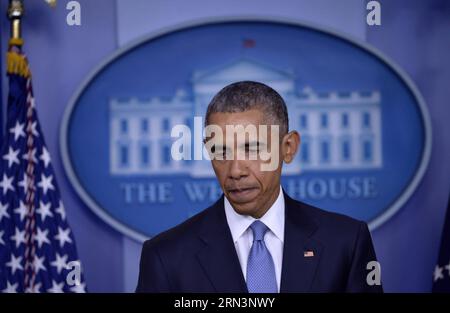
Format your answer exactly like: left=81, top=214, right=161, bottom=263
left=224, top=186, right=285, bottom=243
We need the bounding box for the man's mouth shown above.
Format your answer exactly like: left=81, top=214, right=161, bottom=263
left=226, top=187, right=259, bottom=201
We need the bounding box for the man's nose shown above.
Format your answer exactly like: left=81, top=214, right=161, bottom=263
left=228, top=158, right=248, bottom=179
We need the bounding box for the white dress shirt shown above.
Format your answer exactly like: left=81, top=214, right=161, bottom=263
left=224, top=187, right=285, bottom=292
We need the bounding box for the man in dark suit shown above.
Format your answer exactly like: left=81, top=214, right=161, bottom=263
left=136, top=81, right=383, bottom=293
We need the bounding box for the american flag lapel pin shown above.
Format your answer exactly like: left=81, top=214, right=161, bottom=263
left=304, top=250, right=314, bottom=257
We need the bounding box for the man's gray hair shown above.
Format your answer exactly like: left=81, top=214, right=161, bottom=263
left=205, top=81, right=289, bottom=136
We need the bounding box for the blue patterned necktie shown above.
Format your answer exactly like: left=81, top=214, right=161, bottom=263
left=246, top=220, right=278, bottom=293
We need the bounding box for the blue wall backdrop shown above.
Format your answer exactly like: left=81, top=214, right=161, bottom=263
left=0, top=0, right=449, bottom=292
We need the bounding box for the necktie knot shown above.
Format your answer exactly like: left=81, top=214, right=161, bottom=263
left=250, top=220, right=269, bottom=242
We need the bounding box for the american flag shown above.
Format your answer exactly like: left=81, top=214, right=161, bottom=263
left=433, top=194, right=450, bottom=292
left=0, top=48, right=86, bottom=293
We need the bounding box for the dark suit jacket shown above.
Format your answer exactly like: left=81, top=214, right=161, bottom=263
left=136, top=192, right=383, bottom=293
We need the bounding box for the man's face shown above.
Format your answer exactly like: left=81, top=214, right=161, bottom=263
left=206, top=109, right=299, bottom=218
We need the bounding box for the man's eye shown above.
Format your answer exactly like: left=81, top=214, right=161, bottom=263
left=210, top=146, right=228, bottom=159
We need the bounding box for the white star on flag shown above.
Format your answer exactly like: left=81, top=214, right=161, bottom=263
left=51, top=253, right=68, bottom=274
left=0, top=174, right=14, bottom=195
left=54, top=227, right=72, bottom=247
left=0, top=202, right=10, bottom=221
left=35, top=227, right=51, bottom=248
left=33, top=255, right=47, bottom=274
left=0, top=230, right=5, bottom=245
left=47, top=280, right=64, bottom=293
left=40, top=147, right=51, bottom=168
left=24, top=282, right=42, bottom=293
left=9, top=121, right=25, bottom=141
left=6, top=254, right=23, bottom=275
left=55, top=201, right=66, bottom=220
left=14, top=201, right=28, bottom=222
left=3, top=147, right=20, bottom=168
left=28, top=121, right=39, bottom=137
left=37, top=174, right=55, bottom=195
left=17, top=173, right=28, bottom=193
left=434, top=265, right=444, bottom=282
left=22, top=148, right=37, bottom=163
left=36, top=200, right=53, bottom=222
left=10, top=227, right=26, bottom=248
left=2, top=281, right=18, bottom=293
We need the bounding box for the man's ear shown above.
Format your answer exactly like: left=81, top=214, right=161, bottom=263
left=282, top=131, right=300, bottom=164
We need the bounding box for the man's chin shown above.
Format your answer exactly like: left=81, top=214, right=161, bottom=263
left=231, top=205, right=259, bottom=217
left=226, top=198, right=260, bottom=217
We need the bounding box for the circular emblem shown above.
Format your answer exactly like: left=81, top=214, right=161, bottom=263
left=61, top=18, right=431, bottom=241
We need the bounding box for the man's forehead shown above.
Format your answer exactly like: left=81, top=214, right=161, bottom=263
left=208, top=109, right=267, bottom=125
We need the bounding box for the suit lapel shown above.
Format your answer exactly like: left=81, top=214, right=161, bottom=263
left=196, top=196, right=248, bottom=293
left=280, top=193, right=323, bottom=292
left=195, top=192, right=324, bottom=293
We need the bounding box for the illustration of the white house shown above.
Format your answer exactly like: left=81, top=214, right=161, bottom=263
left=109, top=59, right=382, bottom=177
